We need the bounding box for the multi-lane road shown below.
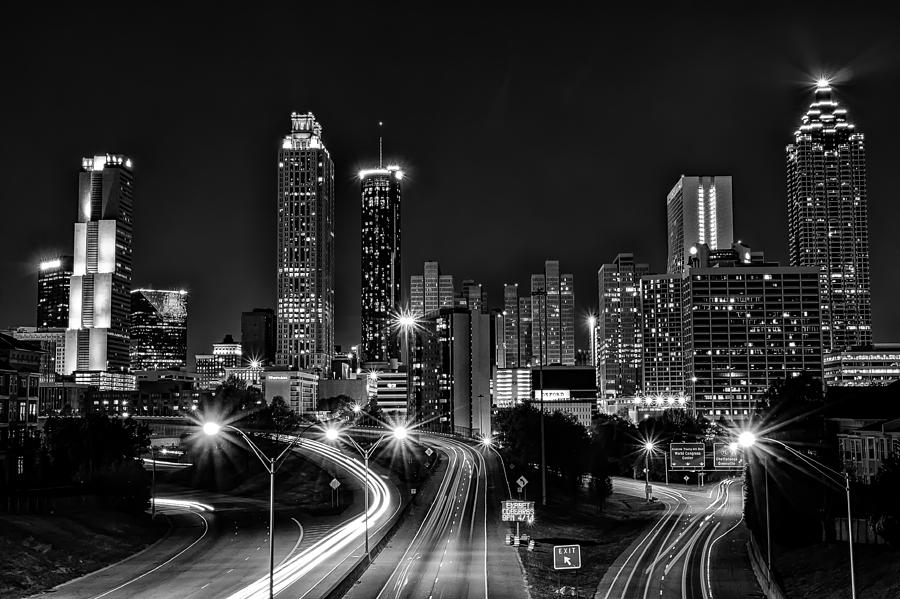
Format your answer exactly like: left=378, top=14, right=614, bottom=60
left=345, top=433, right=526, bottom=599
left=40, top=436, right=400, bottom=599
left=597, top=477, right=761, bottom=599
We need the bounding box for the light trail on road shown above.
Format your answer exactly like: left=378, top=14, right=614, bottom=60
left=223, top=436, right=392, bottom=599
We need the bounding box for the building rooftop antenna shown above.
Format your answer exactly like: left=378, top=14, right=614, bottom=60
left=378, top=121, right=383, bottom=168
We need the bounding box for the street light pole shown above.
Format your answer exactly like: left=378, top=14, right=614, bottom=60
left=326, top=428, right=407, bottom=564
left=644, top=450, right=650, bottom=501
left=764, top=456, right=771, bottom=587
left=739, top=432, right=857, bottom=599
left=203, top=422, right=313, bottom=599
left=845, top=472, right=857, bottom=599
left=533, top=288, right=547, bottom=507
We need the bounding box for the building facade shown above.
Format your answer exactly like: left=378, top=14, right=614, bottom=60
left=410, top=261, right=454, bottom=317
left=360, top=165, right=403, bottom=363
left=683, top=247, right=823, bottom=419
left=64, top=154, right=135, bottom=381
left=241, top=308, right=275, bottom=365
left=824, top=344, right=900, bottom=387
left=531, top=260, right=575, bottom=366
left=410, top=307, right=491, bottom=437
left=502, top=284, right=521, bottom=368
left=493, top=367, right=532, bottom=408
left=529, top=366, right=597, bottom=429
left=129, top=289, right=188, bottom=372
left=640, top=274, right=685, bottom=398
left=787, top=80, right=872, bottom=352
left=195, top=335, right=242, bottom=390
left=597, top=254, right=649, bottom=399
left=460, top=280, right=487, bottom=312
left=666, top=175, right=734, bottom=274
left=37, top=256, right=73, bottom=329
left=276, top=112, right=335, bottom=373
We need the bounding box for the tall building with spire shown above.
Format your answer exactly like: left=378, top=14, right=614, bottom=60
left=359, top=139, right=403, bottom=363
left=666, top=176, right=734, bottom=273
left=787, top=79, right=872, bottom=352
left=64, top=154, right=135, bottom=383
left=276, top=112, right=335, bottom=373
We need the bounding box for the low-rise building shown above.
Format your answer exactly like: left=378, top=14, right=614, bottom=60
left=528, top=365, right=597, bottom=429
left=824, top=344, right=900, bottom=387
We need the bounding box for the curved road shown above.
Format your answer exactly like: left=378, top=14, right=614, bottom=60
left=41, top=437, right=400, bottom=599
left=346, top=433, right=527, bottom=599
left=597, top=477, right=761, bottom=599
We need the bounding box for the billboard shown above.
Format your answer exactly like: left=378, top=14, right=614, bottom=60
left=670, top=443, right=706, bottom=469
left=713, top=443, right=744, bottom=469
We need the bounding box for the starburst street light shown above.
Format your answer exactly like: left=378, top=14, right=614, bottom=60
left=817, top=76, right=830, bottom=88
left=324, top=424, right=408, bottom=563
left=202, top=420, right=318, bottom=599
left=736, top=429, right=856, bottom=599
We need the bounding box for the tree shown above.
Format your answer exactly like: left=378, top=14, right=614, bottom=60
left=42, top=414, right=151, bottom=512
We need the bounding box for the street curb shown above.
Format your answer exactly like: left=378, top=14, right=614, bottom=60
left=30, top=512, right=175, bottom=597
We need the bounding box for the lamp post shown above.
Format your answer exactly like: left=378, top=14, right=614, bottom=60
left=642, top=441, right=655, bottom=501
left=532, top=288, right=548, bottom=507
left=144, top=445, right=158, bottom=519
left=202, top=421, right=315, bottom=599
left=395, top=312, right=418, bottom=423
left=325, top=425, right=407, bottom=563
left=738, top=431, right=856, bottom=599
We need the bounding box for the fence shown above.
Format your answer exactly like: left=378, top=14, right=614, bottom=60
left=834, top=516, right=887, bottom=545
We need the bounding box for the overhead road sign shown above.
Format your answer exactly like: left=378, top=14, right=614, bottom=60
left=670, top=443, right=706, bottom=469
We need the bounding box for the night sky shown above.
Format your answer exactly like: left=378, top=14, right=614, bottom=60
left=3, top=4, right=900, bottom=364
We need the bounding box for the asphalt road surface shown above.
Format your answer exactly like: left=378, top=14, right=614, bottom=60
left=346, top=433, right=527, bottom=599
left=596, top=477, right=762, bottom=599
left=39, top=437, right=401, bottom=599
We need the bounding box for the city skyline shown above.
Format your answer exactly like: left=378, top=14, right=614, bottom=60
left=3, top=6, right=900, bottom=363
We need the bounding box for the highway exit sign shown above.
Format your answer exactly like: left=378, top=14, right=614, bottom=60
left=553, top=544, right=581, bottom=570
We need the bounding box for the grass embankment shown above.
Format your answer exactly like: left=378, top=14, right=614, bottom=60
left=775, top=543, right=900, bottom=599
left=0, top=510, right=165, bottom=598
left=518, top=487, right=662, bottom=597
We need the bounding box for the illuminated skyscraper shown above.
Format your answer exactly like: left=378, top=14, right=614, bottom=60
left=531, top=260, right=575, bottom=366
left=276, top=112, right=334, bottom=373
left=360, top=163, right=402, bottom=363
left=37, top=256, right=73, bottom=329
left=598, top=253, right=649, bottom=399
left=787, top=79, right=872, bottom=352
left=129, top=289, right=188, bottom=371
left=666, top=175, right=734, bottom=273
left=410, top=261, right=454, bottom=317
left=639, top=274, right=684, bottom=397
left=502, top=283, right=521, bottom=367
left=64, top=154, right=134, bottom=378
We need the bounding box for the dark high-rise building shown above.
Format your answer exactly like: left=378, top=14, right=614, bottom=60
left=409, top=307, right=491, bottom=437
left=241, top=308, right=275, bottom=365
left=787, top=79, right=872, bottom=352
left=360, top=164, right=403, bottom=363
left=598, top=253, right=649, bottom=399
left=37, top=256, right=73, bottom=329
left=410, top=261, right=454, bottom=317
left=640, top=274, right=685, bottom=398
left=666, top=175, right=734, bottom=274
left=683, top=244, right=823, bottom=419
left=129, top=289, right=188, bottom=372
left=64, top=154, right=135, bottom=379
left=502, top=284, right=521, bottom=367
left=531, top=260, right=575, bottom=366
left=276, top=112, right=335, bottom=373
left=460, top=280, right=487, bottom=312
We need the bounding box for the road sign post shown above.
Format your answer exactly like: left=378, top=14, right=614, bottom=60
left=670, top=443, right=706, bottom=470
left=502, top=499, right=535, bottom=541
left=713, top=442, right=744, bottom=469
left=553, top=544, right=582, bottom=570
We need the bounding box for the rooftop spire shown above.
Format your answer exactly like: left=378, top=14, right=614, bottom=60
left=378, top=121, right=383, bottom=168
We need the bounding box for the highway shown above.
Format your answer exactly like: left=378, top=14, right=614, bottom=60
left=41, top=436, right=401, bottom=599
left=596, top=477, right=761, bottom=599
left=346, top=433, right=527, bottom=599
